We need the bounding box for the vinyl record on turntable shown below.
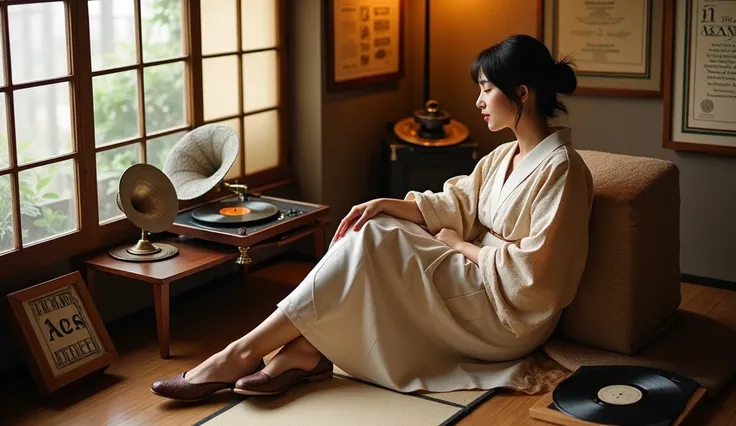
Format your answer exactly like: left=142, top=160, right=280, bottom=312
left=192, top=200, right=280, bottom=224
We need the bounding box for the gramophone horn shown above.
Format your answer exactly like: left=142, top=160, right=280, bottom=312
left=163, top=124, right=240, bottom=200
left=109, top=163, right=179, bottom=262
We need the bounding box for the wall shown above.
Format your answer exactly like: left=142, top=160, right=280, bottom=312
left=561, top=97, right=736, bottom=282
left=290, top=0, right=324, bottom=205
left=289, top=0, right=426, bottom=240
left=427, top=1, right=736, bottom=283
left=428, top=0, right=541, bottom=154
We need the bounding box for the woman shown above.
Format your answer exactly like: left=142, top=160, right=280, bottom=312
left=151, top=34, right=593, bottom=401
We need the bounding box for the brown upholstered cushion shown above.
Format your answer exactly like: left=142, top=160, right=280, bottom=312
left=558, top=150, right=681, bottom=354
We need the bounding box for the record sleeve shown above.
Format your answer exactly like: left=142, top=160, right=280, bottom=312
left=529, top=365, right=706, bottom=426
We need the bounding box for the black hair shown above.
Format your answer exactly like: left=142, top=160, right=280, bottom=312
left=469, top=34, right=576, bottom=126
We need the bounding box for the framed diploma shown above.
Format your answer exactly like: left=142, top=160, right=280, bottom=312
left=325, top=0, right=404, bottom=93
left=541, top=0, right=665, bottom=98
left=7, top=271, right=117, bottom=395
left=663, top=0, right=736, bottom=155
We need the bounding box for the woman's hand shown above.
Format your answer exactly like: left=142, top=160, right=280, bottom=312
left=434, top=228, right=463, bottom=250
left=436, top=228, right=480, bottom=263
left=333, top=199, right=386, bottom=242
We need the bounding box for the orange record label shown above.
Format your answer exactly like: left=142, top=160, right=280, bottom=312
left=219, top=207, right=251, bottom=216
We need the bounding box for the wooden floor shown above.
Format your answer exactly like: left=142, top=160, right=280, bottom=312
left=2, top=257, right=736, bottom=426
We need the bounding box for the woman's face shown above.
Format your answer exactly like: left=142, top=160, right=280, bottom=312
left=475, top=71, right=516, bottom=132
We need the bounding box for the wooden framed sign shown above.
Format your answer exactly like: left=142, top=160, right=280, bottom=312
left=325, top=0, right=404, bottom=93
left=7, top=271, right=117, bottom=395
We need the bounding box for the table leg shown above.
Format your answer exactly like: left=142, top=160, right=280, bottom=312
left=153, top=282, right=170, bottom=359
left=85, top=268, right=96, bottom=296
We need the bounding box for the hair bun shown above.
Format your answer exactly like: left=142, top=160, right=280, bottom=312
left=553, top=59, right=577, bottom=95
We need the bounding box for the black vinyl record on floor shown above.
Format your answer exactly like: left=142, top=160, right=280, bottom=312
left=552, top=365, right=699, bottom=426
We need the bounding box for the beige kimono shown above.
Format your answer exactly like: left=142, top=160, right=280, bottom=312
left=277, top=127, right=594, bottom=393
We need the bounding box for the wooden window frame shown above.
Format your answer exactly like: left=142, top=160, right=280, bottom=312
left=0, top=0, right=292, bottom=281
left=186, top=0, right=292, bottom=206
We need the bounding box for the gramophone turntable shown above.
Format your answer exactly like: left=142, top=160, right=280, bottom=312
left=161, top=124, right=330, bottom=265
left=111, top=124, right=330, bottom=265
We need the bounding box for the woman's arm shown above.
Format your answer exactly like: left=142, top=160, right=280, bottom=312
left=380, top=198, right=426, bottom=226
left=453, top=241, right=480, bottom=264
left=334, top=198, right=426, bottom=242
left=435, top=228, right=481, bottom=264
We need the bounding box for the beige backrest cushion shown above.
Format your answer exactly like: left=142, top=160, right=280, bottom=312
left=558, top=150, right=681, bottom=354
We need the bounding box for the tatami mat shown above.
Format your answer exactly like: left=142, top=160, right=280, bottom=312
left=196, top=367, right=497, bottom=426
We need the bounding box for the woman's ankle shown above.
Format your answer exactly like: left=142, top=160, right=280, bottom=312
left=289, top=336, right=320, bottom=355
left=224, top=342, right=261, bottom=368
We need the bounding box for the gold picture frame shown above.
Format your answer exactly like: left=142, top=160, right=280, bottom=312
left=662, top=0, right=736, bottom=156
left=541, top=0, right=665, bottom=98
left=7, top=271, right=117, bottom=395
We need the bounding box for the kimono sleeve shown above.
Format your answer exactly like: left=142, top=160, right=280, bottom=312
left=478, top=154, right=593, bottom=338
left=404, top=152, right=493, bottom=241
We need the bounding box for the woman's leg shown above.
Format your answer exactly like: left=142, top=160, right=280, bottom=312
left=185, top=308, right=321, bottom=384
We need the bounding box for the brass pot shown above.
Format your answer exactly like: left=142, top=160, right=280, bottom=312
left=413, top=100, right=451, bottom=139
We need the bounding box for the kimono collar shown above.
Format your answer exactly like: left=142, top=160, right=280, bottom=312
left=491, top=127, right=571, bottom=216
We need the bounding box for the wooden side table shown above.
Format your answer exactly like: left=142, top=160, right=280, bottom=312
left=79, top=237, right=239, bottom=359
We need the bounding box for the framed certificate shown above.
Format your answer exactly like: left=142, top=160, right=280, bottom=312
left=325, top=0, right=404, bottom=93
left=542, top=0, right=665, bottom=98
left=663, top=0, right=736, bottom=155
left=7, top=271, right=117, bottom=395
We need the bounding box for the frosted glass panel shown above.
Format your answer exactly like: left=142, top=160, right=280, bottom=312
left=89, top=0, right=137, bottom=71
left=93, top=70, right=140, bottom=146
left=0, top=94, right=7, bottom=170
left=0, top=9, right=4, bottom=87
left=20, top=159, right=78, bottom=246
left=141, top=0, right=183, bottom=62
left=201, top=0, right=237, bottom=55
left=0, top=174, right=15, bottom=253
left=9, top=2, right=69, bottom=84
left=144, top=61, right=187, bottom=134
left=244, top=110, right=278, bottom=174
left=213, top=118, right=243, bottom=180
left=147, top=131, right=186, bottom=171
left=15, top=83, right=73, bottom=165
left=241, top=0, right=277, bottom=51
left=242, top=51, right=278, bottom=113
left=97, top=144, right=140, bottom=223
left=203, top=56, right=239, bottom=120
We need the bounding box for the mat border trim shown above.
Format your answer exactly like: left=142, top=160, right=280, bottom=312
left=193, top=372, right=500, bottom=426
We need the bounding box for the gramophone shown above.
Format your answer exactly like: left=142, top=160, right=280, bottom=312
left=163, top=124, right=242, bottom=201
left=162, top=123, right=286, bottom=265
left=108, top=163, right=180, bottom=262
left=393, top=99, right=469, bottom=147
left=162, top=123, right=275, bottom=212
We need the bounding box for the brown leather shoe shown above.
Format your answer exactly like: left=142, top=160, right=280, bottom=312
left=233, top=356, right=334, bottom=396
left=151, top=359, right=266, bottom=402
